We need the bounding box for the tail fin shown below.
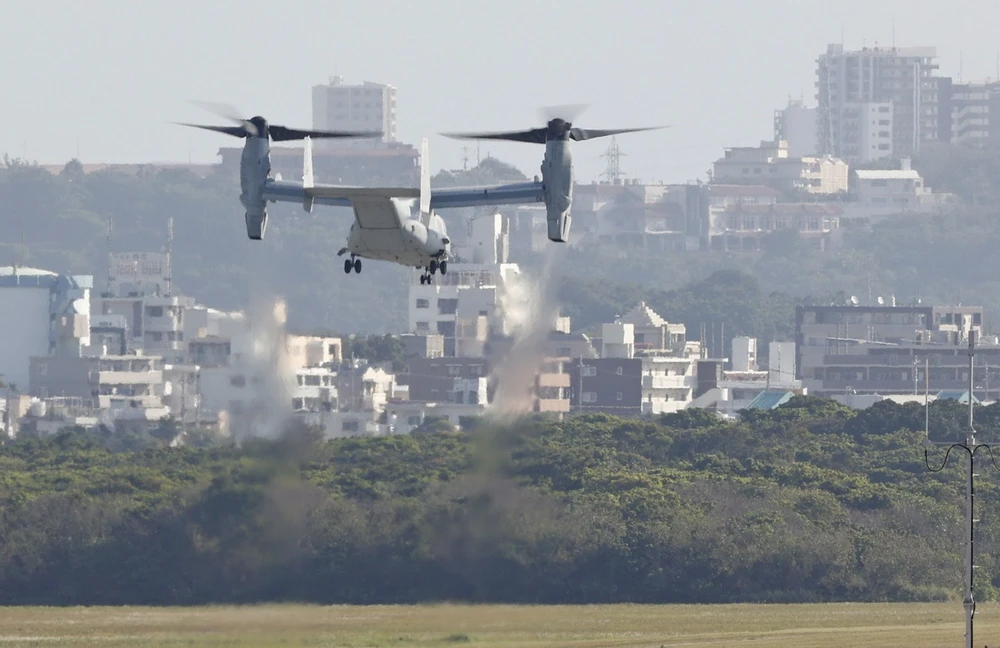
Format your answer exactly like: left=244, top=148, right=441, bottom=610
left=303, top=137, right=314, bottom=188
left=419, top=137, right=430, bottom=221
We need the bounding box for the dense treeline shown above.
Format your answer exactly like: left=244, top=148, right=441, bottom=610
left=2, top=397, right=1000, bottom=605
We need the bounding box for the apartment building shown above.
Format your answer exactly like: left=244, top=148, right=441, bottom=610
left=712, top=140, right=849, bottom=195
left=796, top=303, right=985, bottom=395
left=817, top=44, right=940, bottom=160
left=311, top=76, right=397, bottom=143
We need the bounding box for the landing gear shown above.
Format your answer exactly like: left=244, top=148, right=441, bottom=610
left=429, top=260, right=439, bottom=275
left=354, top=258, right=362, bottom=273
left=345, top=256, right=362, bottom=274
left=439, top=261, right=447, bottom=275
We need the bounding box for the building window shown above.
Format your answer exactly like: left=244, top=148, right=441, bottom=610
left=617, top=392, right=623, bottom=401
left=582, top=366, right=596, bottom=377
left=407, top=416, right=422, bottom=426
left=230, top=374, right=246, bottom=388
left=558, top=346, right=571, bottom=356
left=147, top=306, right=163, bottom=317
left=447, top=365, right=461, bottom=376
left=583, top=392, right=597, bottom=403
left=416, top=321, right=429, bottom=332
left=438, top=299, right=458, bottom=315
left=416, top=299, right=429, bottom=309
left=343, top=420, right=359, bottom=432
left=617, top=367, right=624, bottom=375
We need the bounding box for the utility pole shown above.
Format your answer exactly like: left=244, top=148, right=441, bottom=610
left=925, top=331, right=999, bottom=648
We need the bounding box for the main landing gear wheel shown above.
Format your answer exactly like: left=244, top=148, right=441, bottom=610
left=344, top=259, right=352, bottom=274
left=353, top=258, right=362, bottom=273
left=429, top=260, right=439, bottom=275
left=440, top=261, right=447, bottom=274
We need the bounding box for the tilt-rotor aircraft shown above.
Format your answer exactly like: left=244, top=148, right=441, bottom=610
left=178, top=104, right=664, bottom=283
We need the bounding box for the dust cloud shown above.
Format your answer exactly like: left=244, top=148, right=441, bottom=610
left=486, top=246, right=566, bottom=421
left=231, top=293, right=297, bottom=442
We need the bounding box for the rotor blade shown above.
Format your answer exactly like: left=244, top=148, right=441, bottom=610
left=440, top=128, right=547, bottom=144
left=569, top=125, right=670, bottom=141
left=541, top=103, right=589, bottom=123
left=188, top=100, right=246, bottom=125
left=268, top=125, right=383, bottom=141
left=174, top=122, right=248, bottom=138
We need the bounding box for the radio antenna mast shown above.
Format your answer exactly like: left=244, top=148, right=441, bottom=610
left=925, top=330, right=1000, bottom=648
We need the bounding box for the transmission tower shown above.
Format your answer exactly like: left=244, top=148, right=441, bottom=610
left=600, top=137, right=626, bottom=182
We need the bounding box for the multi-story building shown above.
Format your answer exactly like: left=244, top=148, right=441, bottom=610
left=712, top=140, right=849, bottom=195
left=29, top=352, right=167, bottom=416
left=796, top=303, right=985, bottom=395
left=944, top=79, right=1000, bottom=144
left=570, top=357, right=643, bottom=415
left=852, top=159, right=930, bottom=212
left=0, top=265, right=92, bottom=388
left=311, top=76, right=397, bottom=144
left=716, top=202, right=842, bottom=251
left=408, top=214, right=522, bottom=355
left=816, top=44, right=940, bottom=160
left=774, top=99, right=819, bottom=157
left=97, top=252, right=194, bottom=362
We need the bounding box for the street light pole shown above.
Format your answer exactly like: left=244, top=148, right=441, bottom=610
left=925, top=331, right=1000, bottom=648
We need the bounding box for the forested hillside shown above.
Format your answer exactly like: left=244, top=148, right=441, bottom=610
left=0, top=397, right=998, bottom=605
left=1, top=141, right=999, bottom=335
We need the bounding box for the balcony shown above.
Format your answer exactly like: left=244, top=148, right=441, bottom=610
left=537, top=373, right=570, bottom=389
left=642, top=374, right=691, bottom=390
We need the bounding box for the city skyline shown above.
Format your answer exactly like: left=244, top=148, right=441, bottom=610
left=2, top=0, right=1000, bottom=183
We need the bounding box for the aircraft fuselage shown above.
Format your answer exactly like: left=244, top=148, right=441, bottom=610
left=343, top=199, right=450, bottom=270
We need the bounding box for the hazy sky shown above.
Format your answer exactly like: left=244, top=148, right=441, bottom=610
left=2, top=0, right=999, bottom=183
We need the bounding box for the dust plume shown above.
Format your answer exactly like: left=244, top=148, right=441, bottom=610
left=231, top=293, right=297, bottom=442
left=486, top=246, right=566, bottom=421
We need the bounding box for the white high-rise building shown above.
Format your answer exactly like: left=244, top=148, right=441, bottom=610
left=774, top=99, right=818, bottom=158
left=312, top=76, right=397, bottom=144
left=817, top=44, right=939, bottom=161
left=407, top=213, right=522, bottom=357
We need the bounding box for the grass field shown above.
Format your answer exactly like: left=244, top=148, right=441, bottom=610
left=0, top=602, right=995, bottom=647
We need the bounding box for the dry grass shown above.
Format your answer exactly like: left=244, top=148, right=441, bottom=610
left=0, top=602, right=995, bottom=647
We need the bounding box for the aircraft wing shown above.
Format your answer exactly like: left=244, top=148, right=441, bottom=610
left=429, top=181, right=545, bottom=209
left=263, top=179, right=419, bottom=209
left=263, top=178, right=546, bottom=214
left=263, top=179, right=418, bottom=239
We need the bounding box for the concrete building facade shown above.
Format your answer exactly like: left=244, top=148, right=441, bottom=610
left=817, top=44, right=940, bottom=160
left=311, top=76, right=397, bottom=144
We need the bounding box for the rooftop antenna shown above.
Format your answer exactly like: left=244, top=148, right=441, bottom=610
left=925, top=330, right=1000, bottom=648
left=461, top=145, right=469, bottom=171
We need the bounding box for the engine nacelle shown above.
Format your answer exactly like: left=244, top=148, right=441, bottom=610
left=245, top=208, right=268, bottom=240
left=542, top=138, right=574, bottom=243
left=239, top=135, right=271, bottom=240
left=546, top=207, right=571, bottom=243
